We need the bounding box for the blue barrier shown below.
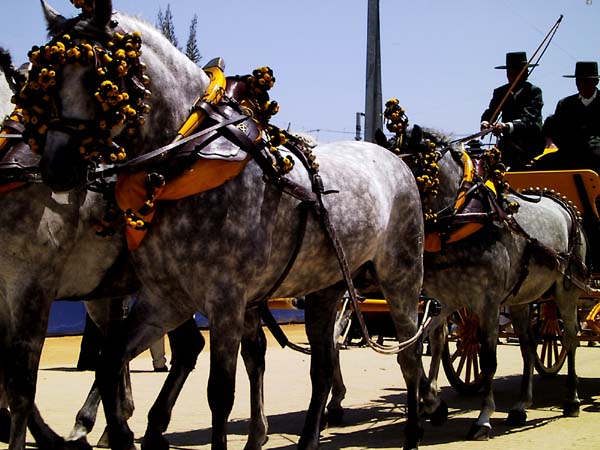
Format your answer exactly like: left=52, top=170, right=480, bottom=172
left=47, top=301, right=305, bottom=336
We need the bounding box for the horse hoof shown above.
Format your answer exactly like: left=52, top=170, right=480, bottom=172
left=402, top=425, right=423, bottom=450
left=326, top=407, right=345, bottom=426
left=423, top=400, right=448, bottom=426
left=563, top=401, right=580, bottom=417
left=0, top=408, right=10, bottom=443
left=298, top=435, right=319, bottom=450
left=506, top=409, right=527, bottom=426
left=63, top=438, right=94, bottom=450
left=243, top=435, right=269, bottom=450
left=141, top=431, right=169, bottom=450
left=466, top=421, right=491, bottom=440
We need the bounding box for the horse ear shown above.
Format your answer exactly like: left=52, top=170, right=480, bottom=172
left=92, top=0, right=113, bottom=28
left=375, top=128, right=389, bottom=148
left=408, top=124, right=423, bottom=148
left=40, top=0, right=68, bottom=36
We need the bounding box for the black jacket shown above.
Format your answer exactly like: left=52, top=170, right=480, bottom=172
left=481, top=81, right=545, bottom=169
left=542, top=90, right=600, bottom=171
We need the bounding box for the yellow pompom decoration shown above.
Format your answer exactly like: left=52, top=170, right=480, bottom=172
left=16, top=25, right=150, bottom=163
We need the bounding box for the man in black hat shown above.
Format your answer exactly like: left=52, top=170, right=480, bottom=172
left=541, top=61, right=600, bottom=172
left=480, top=51, right=545, bottom=170
left=541, top=61, right=600, bottom=271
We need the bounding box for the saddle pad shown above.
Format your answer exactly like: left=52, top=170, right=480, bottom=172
left=116, top=155, right=251, bottom=250
left=195, top=134, right=248, bottom=161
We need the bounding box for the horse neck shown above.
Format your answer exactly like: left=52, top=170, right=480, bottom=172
left=113, top=13, right=210, bottom=157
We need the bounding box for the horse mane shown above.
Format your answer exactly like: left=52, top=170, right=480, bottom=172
left=290, top=131, right=319, bottom=148
left=0, top=46, right=26, bottom=97
left=0, top=47, right=25, bottom=90
left=0, top=47, right=13, bottom=74
left=415, top=126, right=454, bottom=148
left=109, top=11, right=208, bottom=150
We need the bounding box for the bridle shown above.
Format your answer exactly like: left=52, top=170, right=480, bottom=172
left=15, top=19, right=149, bottom=166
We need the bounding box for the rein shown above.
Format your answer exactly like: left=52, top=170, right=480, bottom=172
left=88, top=113, right=250, bottom=180
left=487, top=15, right=563, bottom=125
left=449, top=15, right=563, bottom=145
left=285, top=135, right=441, bottom=355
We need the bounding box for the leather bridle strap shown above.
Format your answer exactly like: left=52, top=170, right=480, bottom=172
left=90, top=113, right=249, bottom=179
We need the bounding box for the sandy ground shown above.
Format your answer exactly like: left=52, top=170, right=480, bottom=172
left=5, top=324, right=600, bottom=450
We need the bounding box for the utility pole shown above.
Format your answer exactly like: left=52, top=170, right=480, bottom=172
left=364, top=0, right=382, bottom=143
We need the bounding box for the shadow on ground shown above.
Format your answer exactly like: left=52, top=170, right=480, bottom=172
left=160, top=374, right=600, bottom=449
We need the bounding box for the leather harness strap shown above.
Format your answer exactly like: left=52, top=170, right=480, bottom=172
left=281, top=135, right=432, bottom=355
left=91, top=113, right=249, bottom=179
left=504, top=196, right=592, bottom=297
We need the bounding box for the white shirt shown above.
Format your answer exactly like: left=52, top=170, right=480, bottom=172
left=579, top=90, right=597, bottom=106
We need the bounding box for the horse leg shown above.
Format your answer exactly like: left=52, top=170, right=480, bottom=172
left=505, top=304, right=535, bottom=425
left=207, top=311, right=246, bottom=450
left=26, top=404, right=94, bottom=450
left=97, top=301, right=178, bottom=450
left=70, top=298, right=134, bottom=447
left=3, top=285, right=50, bottom=450
left=326, top=344, right=346, bottom=426
left=141, top=317, right=204, bottom=450
left=554, top=289, right=581, bottom=417
left=425, top=317, right=448, bottom=395
left=563, top=340, right=580, bottom=417
left=298, top=286, right=344, bottom=450
left=0, top=407, right=9, bottom=444
left=326, top=307, right=353, bottom=425
left=466, top=308, right=499, bottom=441
left=393, top=310, right=431, bottom=450
left=65, top=381, right=101, bottom=443
left=0, top=383, right=9, bottom=443
left=419, top=316, right=448, bottom=427
left=240, top=309, right=268, bottom=450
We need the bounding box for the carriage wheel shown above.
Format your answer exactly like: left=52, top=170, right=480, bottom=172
left=442, top=308, right=483, bottom=394
left=531, top=301, right=567, bottom=377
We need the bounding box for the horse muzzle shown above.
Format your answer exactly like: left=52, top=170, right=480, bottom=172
left=39, top=141, right=89, bottom=192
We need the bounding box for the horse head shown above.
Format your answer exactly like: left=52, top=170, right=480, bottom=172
left=19, top=0, right=208, bottom=191
left=387, top=124, right=463, bottom=213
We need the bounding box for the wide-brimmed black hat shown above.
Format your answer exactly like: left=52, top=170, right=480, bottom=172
left=495, top=51, right=538, bottom=70
left=563, top=61, right=599, bottom=78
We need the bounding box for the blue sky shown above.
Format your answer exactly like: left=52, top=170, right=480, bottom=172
left=1, top=0, right=598, bottom=142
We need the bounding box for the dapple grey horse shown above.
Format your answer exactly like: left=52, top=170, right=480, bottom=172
left=1, top=42, right=290, bottom=450
left=0, top=44, right=209, bottom=450
left=28, top=1, right=443, bottom=449
left=329, top=132, right=586, bottom=440
left=0, top=45, right=16, bottom=442
left=1, top=44, right=130, bottom=450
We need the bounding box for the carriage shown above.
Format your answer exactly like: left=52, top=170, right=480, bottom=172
left=347, top=167, right=600, bottom=394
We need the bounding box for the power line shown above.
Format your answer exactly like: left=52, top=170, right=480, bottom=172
left=305, top=129, right=356, bottom=135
